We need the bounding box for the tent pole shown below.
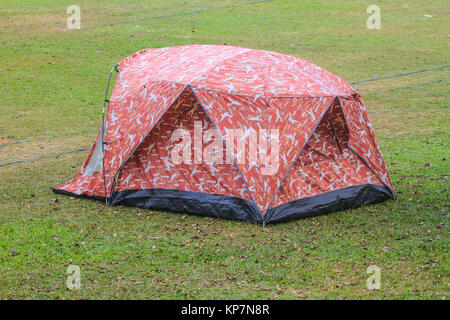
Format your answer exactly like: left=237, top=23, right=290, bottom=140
left=101, top=64, right=120, bottom=205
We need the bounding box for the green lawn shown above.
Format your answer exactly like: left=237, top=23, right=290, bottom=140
left=0, top=0, right=448, bottom=299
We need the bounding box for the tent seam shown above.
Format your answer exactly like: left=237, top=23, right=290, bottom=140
left=189, top=85, right=264, bottom=223
left=261, top=50, right=343, bottom=95
left=189, top=84, right=348, bottom=99
left=189, top=48, right=252, bottom=84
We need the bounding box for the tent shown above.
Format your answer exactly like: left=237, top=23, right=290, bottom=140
left=53, top=45, right=395, bottom=224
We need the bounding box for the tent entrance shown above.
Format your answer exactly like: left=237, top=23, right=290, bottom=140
left=108, top=87, right=263, bottom=221
left=269, top=99, right=385, bottom=209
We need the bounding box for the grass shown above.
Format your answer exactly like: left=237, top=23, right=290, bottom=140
left=0, top=0, right=449, bottom=299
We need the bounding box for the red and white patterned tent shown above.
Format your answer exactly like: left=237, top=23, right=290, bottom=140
left=54, top=45, right=394, bottom=224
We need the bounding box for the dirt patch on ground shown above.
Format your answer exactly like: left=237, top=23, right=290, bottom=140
left=0, top=133, right=96, bottom=165
left=0, top=13, right=65, bottom=28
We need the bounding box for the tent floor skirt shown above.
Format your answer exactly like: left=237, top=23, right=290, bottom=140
left=52, top=184, right=392, bottom=224
left=110, top=188, right=262, bottom=223
left=265, top=184, right=392, bottom=223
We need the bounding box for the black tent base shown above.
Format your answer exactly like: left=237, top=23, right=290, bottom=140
left=264, top=184, right=392, bottom=223
left=52, top=184, right=392, bottom=225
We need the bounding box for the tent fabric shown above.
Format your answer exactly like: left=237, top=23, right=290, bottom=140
left=53, top=44, right=394, bottom=224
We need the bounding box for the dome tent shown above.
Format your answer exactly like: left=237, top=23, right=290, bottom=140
left=53, top=45, right=395, bottom=224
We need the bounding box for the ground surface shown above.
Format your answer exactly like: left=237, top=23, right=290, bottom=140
left=0, top=0, right=448, bottom=299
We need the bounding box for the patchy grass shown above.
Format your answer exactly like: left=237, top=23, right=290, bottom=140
left=0, top=0, right=448, bottom=299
